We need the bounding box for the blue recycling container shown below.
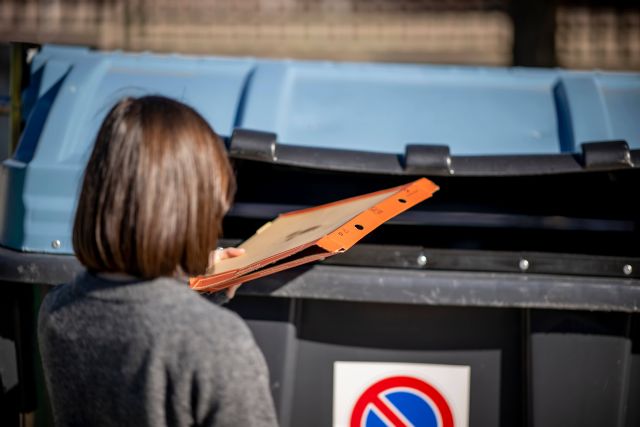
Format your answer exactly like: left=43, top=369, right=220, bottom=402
left=1, top=44, right=639, bottom=427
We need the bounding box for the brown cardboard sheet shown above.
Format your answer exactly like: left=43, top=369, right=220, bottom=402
left=189, top=178, right=439, bottom=293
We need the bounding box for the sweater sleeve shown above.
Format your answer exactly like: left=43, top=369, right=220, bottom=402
left=190, top=313, right=279, bottom=427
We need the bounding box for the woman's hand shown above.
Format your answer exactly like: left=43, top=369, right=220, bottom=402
left=208, top=247, right=246, bottom=299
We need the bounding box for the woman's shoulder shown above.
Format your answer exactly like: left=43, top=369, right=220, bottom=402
left=37, top=280, right=84, bottom=338
left=39, top=281, right=77, bottom=313
left=40, top=274, right=254, bottom=344
left=178, top=286, right=251, bottom=333
left=137, top=276, right=251, bottom=333
left=156, top=281, right=260, bottom=364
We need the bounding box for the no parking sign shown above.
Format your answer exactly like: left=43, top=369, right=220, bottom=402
left=333, top=362, right=470, bottom=427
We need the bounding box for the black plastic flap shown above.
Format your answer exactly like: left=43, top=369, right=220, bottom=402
left=228, top=129, right=640, bottom=176
left=405, top=144, right=453, bottom=175
left=230, top=129, right=277, bottom=162
left=582, top=140, right=634, bottom=171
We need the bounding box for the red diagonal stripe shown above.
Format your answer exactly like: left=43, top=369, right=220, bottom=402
left=371, top=395, right=410, bottom=427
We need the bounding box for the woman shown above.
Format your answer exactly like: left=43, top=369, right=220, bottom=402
left=38, top=96, right=278, bottom=426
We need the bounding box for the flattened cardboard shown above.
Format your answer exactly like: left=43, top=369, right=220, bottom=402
left=189, top=178, right=439, bottom=293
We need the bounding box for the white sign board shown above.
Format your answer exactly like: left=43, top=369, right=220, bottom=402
left=333, top=361, right=470, bottom=427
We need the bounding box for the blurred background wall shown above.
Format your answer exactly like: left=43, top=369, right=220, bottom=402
left=0, top=0, right=638, bottom=69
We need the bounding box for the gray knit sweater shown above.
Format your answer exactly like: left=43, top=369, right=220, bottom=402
left=38, top=272, right=278, bottom=427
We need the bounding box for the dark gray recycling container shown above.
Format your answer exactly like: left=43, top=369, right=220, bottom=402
left=1, top=44, right=640, bottom=426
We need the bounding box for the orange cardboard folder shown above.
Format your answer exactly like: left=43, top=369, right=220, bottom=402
left=189, top=178, right=439, bottom=293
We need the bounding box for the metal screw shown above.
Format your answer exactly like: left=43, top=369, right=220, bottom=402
left=623, top=264, right=633, bottom=276
left=519, top=258, right=530, bottom=272
left=51, top=240, right=62, bottom=249
left=417, top=254, right=428, bottom=267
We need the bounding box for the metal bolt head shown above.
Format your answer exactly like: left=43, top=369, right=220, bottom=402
left=623, top=264, right=633, bottom=276
left=51, top=239, right=61, bottom=249
left=417, top=254, right=428, bottom=267
left=519, top=258, right=530, bottom=272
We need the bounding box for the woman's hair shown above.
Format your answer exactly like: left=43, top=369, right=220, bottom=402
left=73, top=96, right=235, bottom=278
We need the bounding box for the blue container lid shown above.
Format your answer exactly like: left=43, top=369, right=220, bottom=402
left=1, top=44, right=639, bottom=253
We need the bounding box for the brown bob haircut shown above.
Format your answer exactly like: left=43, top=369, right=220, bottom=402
left=73, top=96, right=235, bottom=278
